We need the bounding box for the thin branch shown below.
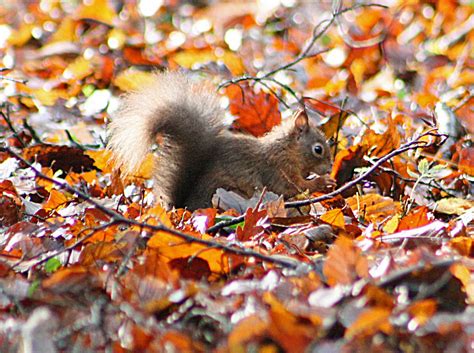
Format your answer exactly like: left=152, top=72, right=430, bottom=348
left=0, top=74, right=27, bottom=84
left=3, top=146, right=301, bottom=270
left=1, top=104, right=26, bottom=148
left=219, top=3, right=388, bottom=92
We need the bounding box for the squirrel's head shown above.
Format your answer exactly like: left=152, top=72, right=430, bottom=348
left=290, top=110, right=333, bottom=177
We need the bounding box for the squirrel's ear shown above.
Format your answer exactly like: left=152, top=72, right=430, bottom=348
left=292, top=109, right=309, bottom=135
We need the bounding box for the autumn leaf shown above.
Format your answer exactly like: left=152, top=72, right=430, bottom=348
left=320, top=208, right=345, bottom=229
left=1, top=2, right=473, bottom=351
left=323, top=236, right=369, bottom=286
left=345, top=307, right=393, bottom=339
left=227, top=84, right=282, bottom=137
left=76, top=0, right=116, bottom=26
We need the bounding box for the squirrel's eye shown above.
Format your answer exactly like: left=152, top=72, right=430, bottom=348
left=312, top=143, right=324, bottom=156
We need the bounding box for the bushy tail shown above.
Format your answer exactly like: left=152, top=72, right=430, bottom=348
left=107, top=71, right=224, bottom=176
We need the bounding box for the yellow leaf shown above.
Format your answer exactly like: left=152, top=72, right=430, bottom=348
left=171, top=49, right=245, bottom=75
left=63, top=57, right=94, bottom=81
left=107, top=28, right=126, bottom=50
left=435, top=198, right=473, bottom=216
left=76, top=0, right=116, bottom=26
left=85, top=149, right=114, bottom=173
left=8, top=23, right=34, bottom=47
left=48, top=18, right=77, bottom=43
left=320, top=208, right=345, bottom=229
left=113, top=70, right=156, bottom=91
left=383, top=215, right=400, bottom=234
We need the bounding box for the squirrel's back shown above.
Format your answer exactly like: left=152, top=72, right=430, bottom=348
left=108, top=71, right=225, bottom=208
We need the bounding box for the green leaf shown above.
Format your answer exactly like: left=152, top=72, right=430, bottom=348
left=321, top=34, right=331, bottom=46
left=27, top=279, right=40, bottom=298
left=418, top=159, right=429, bottom=174
left=44, top=258, right=61, bottom=273
left=215, top=216, right=245, bottom=231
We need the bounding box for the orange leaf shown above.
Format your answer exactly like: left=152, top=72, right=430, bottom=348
left=79, top=241, right=128, bottom=266
left=408, top=299, right=437, bottom=328
left=346, top=194, right=400, bottom=224
left=265, top=293, right=317, bottom=352
left=449, top=237, right=474, bottom=257
left=42, top=266, right=90, bottom=293
left=227, top=84, right=281, bottom=137
left=345, top=307, right=392, bottom=339
left=323, top=236, right=369, bottom=286
left=134, top=249, right=180, bottom=285
left=320, top=208, right=345, bottom=229
left=397, top=206, right=432, bottom=231
left=43, top=189, right=69, bottom=211
left=458, top=147, right=474, bottom=176
left=228, top=314, right=268, bottom=348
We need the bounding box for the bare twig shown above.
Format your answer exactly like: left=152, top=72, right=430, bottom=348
left=3, top=146, right=302, bottom=270
left=218, top=3, right=388, bottom=102
left=0, top=74, right=27, bottom=84
left=1, top=103, right=26, bottom=148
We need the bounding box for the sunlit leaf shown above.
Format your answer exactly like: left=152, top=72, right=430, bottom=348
left=227, top=84, right=282, bottom=137
left=345, top=307, right=392, bottom=339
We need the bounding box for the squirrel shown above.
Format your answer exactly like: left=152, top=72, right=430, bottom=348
left=108, top=71, right=335, bottom=210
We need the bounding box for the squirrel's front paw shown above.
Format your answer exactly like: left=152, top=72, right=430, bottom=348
left=306, top=174, right=337, bottom=192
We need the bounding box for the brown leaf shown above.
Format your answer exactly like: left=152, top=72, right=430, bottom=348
left=168, top=257, right=211, bottom=280
left=23, top=145, right=96, bottom=173
left=0, top=180, right=24, bottom=226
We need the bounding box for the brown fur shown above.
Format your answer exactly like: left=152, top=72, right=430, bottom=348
left=108, top=71, right=333, bottom=210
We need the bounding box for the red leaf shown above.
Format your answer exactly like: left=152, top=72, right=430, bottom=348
left=227, top=84, right=281, bottom=137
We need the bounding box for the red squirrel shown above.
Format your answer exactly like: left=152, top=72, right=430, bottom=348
left=108, top=71, right=335, bottom=209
